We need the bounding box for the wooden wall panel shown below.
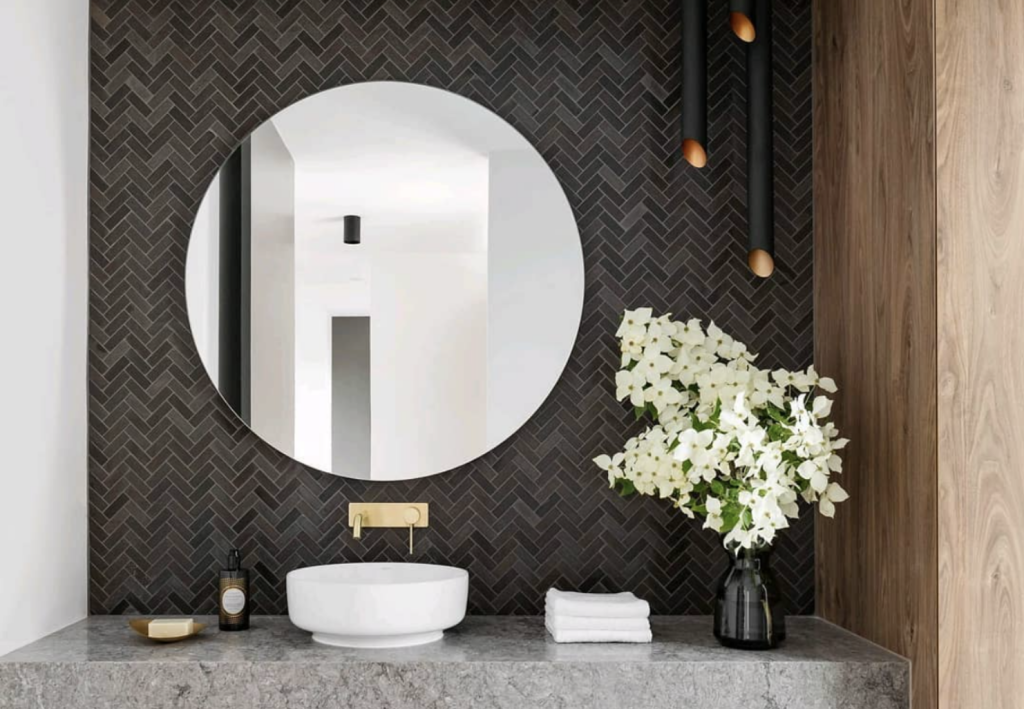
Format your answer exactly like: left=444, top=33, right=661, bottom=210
left=812, top=1, right=938, bottom=707
left=937, top=1, right=1024, bottom=707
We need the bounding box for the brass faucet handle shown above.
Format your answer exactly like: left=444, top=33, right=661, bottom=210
left=403, top=508, right=420, bottom=555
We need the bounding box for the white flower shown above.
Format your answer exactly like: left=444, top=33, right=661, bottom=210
left=645, top=379, right=683, bottom=413
left=644, top=323, right=675, bottom=354
left=673, top=428, right=714, bottom=462
left=724, top=526, right=754, bottom=550
left=615, top=370, right=646, bottom=407
left=616, top=308, right=653, bottom=337
left=818, top=482, right=849, bottom=517
left=812, top=395, right=833, bottom=418
left=818, top=376, right=838, bottom=393
left=636, top=351, right=674, bottom=382
left=705, top=322, right=736, bottom=359
left=797, top=459, right=829, bottom=494
left=594, top=453, right=625, bottom=485
left=703, top=496, right=724, bottom=532
left=676, top=318, right=706, bottom=346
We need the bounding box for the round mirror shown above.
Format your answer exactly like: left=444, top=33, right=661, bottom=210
left=185, top=82, right=584, bottom=481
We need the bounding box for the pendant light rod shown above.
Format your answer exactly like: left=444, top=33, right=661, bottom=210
left=681, top=0, right=708, bottom=168
left=746, top=0, right=774, bottom=278
left=729, top=0, right=756, bottom=43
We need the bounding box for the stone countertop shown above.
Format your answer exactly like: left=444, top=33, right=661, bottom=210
left=0, top=616, right=908, bottom=709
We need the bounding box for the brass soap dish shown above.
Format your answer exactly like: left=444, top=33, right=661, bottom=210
left=129, top=618, right=207, bottom=643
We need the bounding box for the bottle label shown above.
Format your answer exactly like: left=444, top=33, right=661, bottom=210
left=221, top=586, right=246, bottom=616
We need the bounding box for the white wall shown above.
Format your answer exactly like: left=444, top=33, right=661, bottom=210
left=248, top=123, right=296, bottom=455
left=487, top=151, right=585, bottom=447
left=185, top=179, right=220, bottom=389
left=0, top=0, right=89, bottom=656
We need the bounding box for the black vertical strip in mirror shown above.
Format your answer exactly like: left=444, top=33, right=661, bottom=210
left=681, top=0, right=708, bottom=168
left=729, top=0, right=756, bottom=42
left=218, top=147, right=243, bottom=412
left=217, top=139, right=253, bottom=417
left=239, top=139, right=252, bottom=425
left=746, top=0, right=774, bottom=278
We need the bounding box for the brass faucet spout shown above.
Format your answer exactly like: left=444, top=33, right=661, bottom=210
left=353, top=513, right=363, bottom=540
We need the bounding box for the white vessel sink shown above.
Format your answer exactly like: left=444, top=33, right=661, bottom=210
left=286, top=562, right=469, bottom=648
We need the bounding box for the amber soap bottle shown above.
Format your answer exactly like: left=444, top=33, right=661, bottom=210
left=218, top=549, right=250, bottom=631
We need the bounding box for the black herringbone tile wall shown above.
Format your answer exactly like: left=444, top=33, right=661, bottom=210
left=89, top=0, right=814, bottom=615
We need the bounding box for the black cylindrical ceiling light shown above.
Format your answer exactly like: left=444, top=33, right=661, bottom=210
left=681, top=0, right=708, bottom=168
left=745, top=0, right=774, bottom=278
left=343, top=215, right=361, bottom=245
left=729, top=0, right=756, bottom=42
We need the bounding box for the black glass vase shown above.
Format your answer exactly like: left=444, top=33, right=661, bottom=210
left=713, top=546, right=786, bottom=649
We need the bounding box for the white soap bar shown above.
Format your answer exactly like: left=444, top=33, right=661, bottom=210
left=148, top=618, right=194, bottom=638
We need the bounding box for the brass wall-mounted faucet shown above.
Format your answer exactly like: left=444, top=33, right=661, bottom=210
left=348, top=503, right=429, bottom=554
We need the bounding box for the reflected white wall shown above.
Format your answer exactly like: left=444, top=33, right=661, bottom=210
left=185, top=179, right=220, bottom=389
left=486, top=150, right=585, bottom=446
left=370, top=253, right=488, bottom=479
left=292, top=150, right=489, bottom=480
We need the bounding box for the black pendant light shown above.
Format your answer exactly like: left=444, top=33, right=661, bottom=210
left=744, top=0, right=774, bottom=277
left=681, top=0, right=708, bottom=168
left=729, top=0, right=756, bottom=42
left=343, top=215, right=361, bottom=245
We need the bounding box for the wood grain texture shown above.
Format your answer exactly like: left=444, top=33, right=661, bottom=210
left=937, top=1, right=1024, bottom=707
left=813, top=0, right=938, bottom=707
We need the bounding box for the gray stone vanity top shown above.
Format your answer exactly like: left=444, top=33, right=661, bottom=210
left=1, top=616, right=907, bottom=709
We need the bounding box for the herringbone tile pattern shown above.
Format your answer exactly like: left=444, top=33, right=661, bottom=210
left=89, top=0, right=814, bottom=615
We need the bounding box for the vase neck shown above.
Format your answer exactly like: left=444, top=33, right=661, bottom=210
left=726, top=546, right=773, bottom=569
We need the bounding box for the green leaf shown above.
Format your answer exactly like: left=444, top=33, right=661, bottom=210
left=691, top=413, right=714, bottom=432
left=781, top=451, right=801, bottom=466
left=614, top=478, right=636, bottom=497
left=721, top=503, right=741, bottom=532
left=765, top=403, right=788, bottom=424
left=709, top=398, right=723, bottom=426
left=634, top=406, right=646, bottom=421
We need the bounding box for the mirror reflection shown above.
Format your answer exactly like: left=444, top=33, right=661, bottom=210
left=185, top=82, right=584, bottom=480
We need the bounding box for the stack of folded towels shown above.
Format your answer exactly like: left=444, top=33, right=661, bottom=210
left=544, top=589, right=652, bottom=643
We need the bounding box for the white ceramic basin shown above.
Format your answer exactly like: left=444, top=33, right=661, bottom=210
left=286, top=562, right=469, bottom=648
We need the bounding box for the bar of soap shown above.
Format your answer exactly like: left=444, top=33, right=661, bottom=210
left=148, top=618, right=194, bottom=638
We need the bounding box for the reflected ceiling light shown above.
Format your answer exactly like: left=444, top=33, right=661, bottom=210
left=681, top=0, right=708, bottom=168
left=344, top=215, right=361, bottom=245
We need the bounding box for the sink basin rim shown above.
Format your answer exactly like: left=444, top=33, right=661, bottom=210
left=286, top=562, right=467, bottom=586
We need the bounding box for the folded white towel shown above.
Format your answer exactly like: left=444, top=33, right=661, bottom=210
left=544, top=614, right=651, bottom=631
left=545, top=619, right=652, bottom=644
left=545, top=589, right=651, bottom=619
